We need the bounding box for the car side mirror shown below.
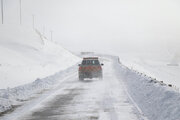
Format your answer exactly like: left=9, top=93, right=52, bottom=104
left=101, top=63, right=104, bottom=66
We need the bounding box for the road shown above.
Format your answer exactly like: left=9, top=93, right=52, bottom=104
left=2, top=57, right=146, bottom=120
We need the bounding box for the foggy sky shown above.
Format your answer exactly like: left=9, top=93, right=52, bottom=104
left=2, top=0, right=180, bottom=56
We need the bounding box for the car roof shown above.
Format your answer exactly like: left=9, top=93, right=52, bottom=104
left=83, top=57, right=98, bottom=60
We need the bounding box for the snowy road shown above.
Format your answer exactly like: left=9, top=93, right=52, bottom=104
left=2, top=57, right=146, bottom=120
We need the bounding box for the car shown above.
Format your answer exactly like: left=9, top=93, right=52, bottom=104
left=78, top=57, right=103, bottom=80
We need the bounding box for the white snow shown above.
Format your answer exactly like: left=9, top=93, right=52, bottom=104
left=119, top=54, right=180, bottom=89
left=0, top=54, right=180, bottom=120
left=1, top=56, right=145, bottom=120
left=0, top=25, right=80, bottom=113
left=0, top=25, right=80, bottom=89
left=0, top=64, right=78, bottom=118
left=0, top=25, right=179, bottom=119
left=115, top=56, right=180, bottom=120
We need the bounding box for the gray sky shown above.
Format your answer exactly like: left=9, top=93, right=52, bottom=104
left=2, top=0, right=180, bottom=56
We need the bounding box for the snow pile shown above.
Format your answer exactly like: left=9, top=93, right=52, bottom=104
left=0, top=65, right=77, bottom=114
left=119, top=54, right=180, bottom=89
left=0, top=98, right=12, bottom=113
left=0, top=25, right=80, bottom=89
left=115, top=60, right=180, bottom=120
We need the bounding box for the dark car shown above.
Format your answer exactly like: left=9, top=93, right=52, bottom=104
left=78, top=57, right=103, bottom=80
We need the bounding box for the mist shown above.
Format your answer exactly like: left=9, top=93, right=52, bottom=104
left=1, top=1, right=180, bottom=118
left=2, top=0, right=180, bottom=58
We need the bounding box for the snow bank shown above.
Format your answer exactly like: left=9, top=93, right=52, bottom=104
left=115, top=59, right=180, bottom=120
left=119, top=54, right=180, bottom=89
left=0, top=25, right=80, bottom=89
left=0, top=25, right=80, bottom=114
left=0, top=64, right=77, bottom=115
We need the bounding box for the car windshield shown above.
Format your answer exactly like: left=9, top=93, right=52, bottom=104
left=82, top=60, right=100, bottom=65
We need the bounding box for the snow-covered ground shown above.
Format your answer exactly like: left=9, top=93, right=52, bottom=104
left=119, top=54, right=180, bottom=89
left=115, top=60, right=180, bottom=120
left=0, top=56, right=147, bottom=120
left=0, top=24, right=179, bottom=119
left=1, top=55, right=179, bottom=120
left=0, top=25, right=80, bottom=114
left=0, top=64, right=78, bottom=116
left=0, top=25, right=80, bottom=89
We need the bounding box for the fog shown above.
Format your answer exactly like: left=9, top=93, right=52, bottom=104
left=2, top=0, right=180, bottom=58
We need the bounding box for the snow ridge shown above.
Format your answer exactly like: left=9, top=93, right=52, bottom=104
left=0, top=64, right=77, bottom=114
left=115, top=60, right=180, bottom=120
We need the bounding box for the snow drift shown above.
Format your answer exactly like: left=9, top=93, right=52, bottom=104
left=0, top=25, right=80, bottom=114
left=114, top=58, right=180, bottom=120
left=0, top=25, right=80, bottom=89
left=0, top=65, right=77, bottom=115
left=119, top=54, right=180, bottom=89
